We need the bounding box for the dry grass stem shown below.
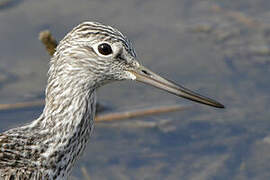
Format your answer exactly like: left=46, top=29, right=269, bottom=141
left=0, top=100, right=44, bottom=110
left=81, top=166, right=91, bottom=180
left=39, top=30, right=58, bottom=56
left=95, top=105, right=191, bottom=122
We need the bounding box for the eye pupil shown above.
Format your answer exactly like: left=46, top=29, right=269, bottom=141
left=98, top=43, right=113, bottom=55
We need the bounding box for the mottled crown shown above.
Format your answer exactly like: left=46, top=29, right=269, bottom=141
left=65, top=21, right=137, bottom=57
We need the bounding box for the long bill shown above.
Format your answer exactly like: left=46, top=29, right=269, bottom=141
left=127, top=65, right=225, bottom=108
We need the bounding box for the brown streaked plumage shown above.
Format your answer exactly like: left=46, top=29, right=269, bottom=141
left=0, top=21, right=224, bottom=180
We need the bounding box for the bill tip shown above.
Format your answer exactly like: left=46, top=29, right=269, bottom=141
left=216, top=103, right=225, bottom=109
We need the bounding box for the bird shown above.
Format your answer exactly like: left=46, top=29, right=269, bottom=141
left=0, top=21, right=224, bottom=179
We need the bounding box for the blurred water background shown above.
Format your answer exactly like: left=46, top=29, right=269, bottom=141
left=0, top=0, right=270, bottom=179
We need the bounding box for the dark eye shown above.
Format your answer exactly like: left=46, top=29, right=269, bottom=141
left=98, top=43, right=113, bottom=55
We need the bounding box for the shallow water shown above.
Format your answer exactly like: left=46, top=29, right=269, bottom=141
left=0, top=0, right=270, bottom=179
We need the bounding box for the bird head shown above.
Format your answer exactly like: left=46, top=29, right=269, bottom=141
left=50, top=21, right=224, bottom=108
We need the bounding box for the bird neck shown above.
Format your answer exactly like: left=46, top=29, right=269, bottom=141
left=30, top=80, right=96, bottom=177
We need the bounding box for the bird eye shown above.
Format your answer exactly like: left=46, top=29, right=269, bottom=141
left=97, top=43, right=113, bottom=56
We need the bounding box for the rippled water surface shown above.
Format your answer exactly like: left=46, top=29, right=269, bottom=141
left=0, top=0, right=270, bottom=179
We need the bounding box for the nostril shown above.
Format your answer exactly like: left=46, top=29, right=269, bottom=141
left=141, top=69, right=150, bottom=76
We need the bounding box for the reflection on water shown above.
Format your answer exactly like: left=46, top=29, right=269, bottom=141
left=0, top=0, right=270, bottom=179
left=0, top=0, right=23, bottom=10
